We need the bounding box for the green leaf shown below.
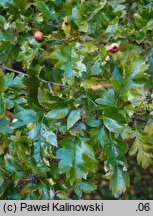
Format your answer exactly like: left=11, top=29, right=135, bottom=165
left=86, top=119, right=102, bottom=128
left=80, top=42, right=98, bottom=54
left=0, top=95, right=5, bottom=117
left=102, top=137, right=129, bottom=197
left=61, top=62, right=75, bottom=84
left=135, top=30, right=146, bottom=44
left=95, top=89, right=115, bottom=107
left=110, top=167, right=130, bottom=198
left=19, top=42, right=39, bottom=69
left=27, top=142, right=47, bottom=176
left=27, top=122, right=57, bottom=175
left=0, top=72, right=5, bottom=92
left=13, top=108, right=38, bottom=127
left=91, top=61, right=101, bottom=75
left=144, top=18, right=153, bottom=31
left=103, top=117, right=124, bottom=134
left=38, top=88, right=65, bottom=109
left=35, top=1, right=55, bottom=21
left=46, top=107, right=70, bottom=120
left=79, top=21, right=89, bottom=32
left=0, top=16, right=6, bottom=28
left=0, top=118, right=13, bottom=134
left=0, top=171, right=4, bottom=187
left=112, top=66, right=122, bottom=83
left=0, top=0, right=13, bottom=6
left=105, top=17, right=120, bottom=34
left=124, top=59, right=149, bottom=89
left=130, top=60, right=148, bottom=79
left=56, top=137, right=97, bottom=184
left=134, top=13, right=144, bottom=28
left=75, top=178, right=97, bottom=197
left=4, top=154, right=20, bottom=172
left=41, top=124, right=57, bottom=147
left=50, top=44, right=86, bottom=85
left=104, top=107, right=126, bottom=122
left=28, top=123, right=57, bottom=147
left=89, top=126, right=109, bottom=146
left=78, top=0, right=106, bottom=32
left=24, top=73, right=40, bottom=107
left=120, top=126, right=136, bottom=140
left=67, top=109, right=82, bottom=129
left=5, top=73, right=24, bottom=89
left=69, top=122, right=86, bottom=136
left=10, top=132, right=32, bottom=162
left=13, top=0, right=30, bottom=10
left=86, top=1, right=107, bottom=22
left=4, top=154, right=24, bottom=184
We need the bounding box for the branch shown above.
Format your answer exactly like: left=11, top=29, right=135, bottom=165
left=47, top=83, right=54, bottom=93
left=0, top=65, right=29, bottom=77
left=0, top=65, right=68, bottom=89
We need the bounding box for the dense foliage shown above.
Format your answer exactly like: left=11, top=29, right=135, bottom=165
left=0, top=0, right=153, bottom=199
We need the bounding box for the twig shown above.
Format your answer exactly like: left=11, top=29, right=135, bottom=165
left=105, top=34, right=113, bottom=43
left=47, top=82, right=54, bottom=93
left=38, top=77, right=68, bottom=87
left=0, top=65, right=29, bottom=77
left=51, top=82, right=68, bottom=87
left=87, top=97, right=98, bottom=107
left=133, top=117, right=147, bottom=123
left=0, top=65, right=68, bottom=88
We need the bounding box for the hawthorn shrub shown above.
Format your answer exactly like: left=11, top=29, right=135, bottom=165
left=0, top=0, right=153, bottom=199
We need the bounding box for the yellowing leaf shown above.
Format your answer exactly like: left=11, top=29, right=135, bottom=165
left=61, top=17, right=71, bottom=38
left=0, top=143, right=7, bottom=155
left=27, top=122, right=37, bottom=130
left=129, top=122, right=153, bottom=169
left=81, top=77, right=111, bottom=90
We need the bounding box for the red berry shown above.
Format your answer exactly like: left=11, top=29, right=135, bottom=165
left=57, top=132, right=65, bottom=140
left=108, top=43, right=120, bottom=53
left=33, top=31, right=44, bottom=41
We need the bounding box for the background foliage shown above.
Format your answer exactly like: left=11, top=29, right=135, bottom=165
left=0, top=0, right=153, bottom=199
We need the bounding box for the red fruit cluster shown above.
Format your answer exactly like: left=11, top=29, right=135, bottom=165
left=108, top=43, right=120, bottom=53
left=33, top=31, right=44, bottom=41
